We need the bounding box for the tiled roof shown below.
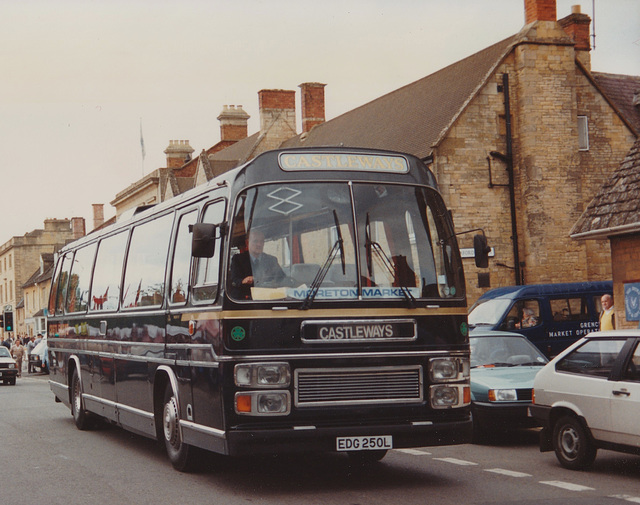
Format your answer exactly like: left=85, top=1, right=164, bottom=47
left=281, top=35, right=518, bottom=159
left=592, top=72, right=640, bottom=135
left=571, top=137, right=640, bottom=239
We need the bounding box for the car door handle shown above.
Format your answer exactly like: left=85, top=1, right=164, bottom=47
left=613, top=389, right=631, bottom=396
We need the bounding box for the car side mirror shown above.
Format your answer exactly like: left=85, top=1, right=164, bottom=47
left=191, top=223, right=218, bottom=258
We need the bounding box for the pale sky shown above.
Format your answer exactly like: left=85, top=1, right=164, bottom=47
left=1, top=0, right=639, bottom=240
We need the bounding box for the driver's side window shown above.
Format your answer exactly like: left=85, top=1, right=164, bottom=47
left=501, top=299, right=541, bottom=330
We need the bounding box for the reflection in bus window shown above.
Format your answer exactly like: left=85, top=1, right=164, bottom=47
left=123, top=214, right=173, bottom=308
left=170, top=210, right=197, bottom=304
left=66, top=243, right=97, bottom=313
left=91, top=232, right=128, bottom=311
left=54, top=253, right=73, bottom=316
left=354, top=184, right=463, bottom=299
left=193, top=201, right=226, bottom=302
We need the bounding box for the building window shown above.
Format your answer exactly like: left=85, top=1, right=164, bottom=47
left=578, top=115, right=589, bottom=151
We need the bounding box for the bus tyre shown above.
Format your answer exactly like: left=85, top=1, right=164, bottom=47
left=552, top=415, right=597, bottom=470
left=71, top=369, right=90, bottom=430
left=162, top=385, right=196, bottom=472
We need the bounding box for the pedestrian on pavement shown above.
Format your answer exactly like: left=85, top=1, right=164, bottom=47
left=27, top=336, right=36, bottom=373
left=10, top=338, right=25, bottom=378
left=599, top=294, right=615, bottom=331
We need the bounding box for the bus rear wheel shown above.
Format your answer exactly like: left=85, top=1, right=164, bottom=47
left=162, top=384, right=197, bottom=472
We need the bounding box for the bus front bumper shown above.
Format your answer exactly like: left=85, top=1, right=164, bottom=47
left=225, top=418, right=472, bottom=456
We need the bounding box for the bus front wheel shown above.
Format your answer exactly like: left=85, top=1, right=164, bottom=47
left=71, top=369, right=90, bottom=430
left=162, top=384, right=197, bottom=471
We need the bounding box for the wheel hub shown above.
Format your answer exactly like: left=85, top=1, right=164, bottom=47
left=163, top=396, right=179, bottom=446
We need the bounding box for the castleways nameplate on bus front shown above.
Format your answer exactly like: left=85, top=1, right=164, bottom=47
left=278, top=152, right=409, bottom=174
left=301, top=319, right=416, bottom=343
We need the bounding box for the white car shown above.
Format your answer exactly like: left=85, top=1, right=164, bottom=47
left=530, top=330, right=640, bottom=470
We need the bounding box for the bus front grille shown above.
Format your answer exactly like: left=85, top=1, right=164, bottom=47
left=294, top=365, right=423, bottom=407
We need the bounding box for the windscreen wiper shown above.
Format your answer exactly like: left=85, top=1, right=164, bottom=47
left=365, top=213, right=416, bottom=308
left=301, top=210, right=345, bottom=310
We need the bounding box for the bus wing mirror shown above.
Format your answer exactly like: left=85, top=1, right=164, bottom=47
left=191, top=223, right=217, bottom=258
left=473, top=234, right=490, bottom=268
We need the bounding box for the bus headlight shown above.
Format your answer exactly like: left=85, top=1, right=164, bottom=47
left=429, top=357, right=468, bottom=382
left=235, top=391, right=291, bottom=416
left=234, top=363, right=291, bottom=387
left=430, top=385, right=470, bottom=409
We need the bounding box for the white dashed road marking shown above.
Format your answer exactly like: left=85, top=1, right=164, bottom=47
left=432, top=457, right=478, bottom=466
left=396, top=449, right=432, bottom=456
left=610, top=495, right=640, bottom=503
left=484, top=468, right=531, bottom=478
left=540, top=481, right=595, bottom=492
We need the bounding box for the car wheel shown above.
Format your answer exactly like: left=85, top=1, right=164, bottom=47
left=71, top=369, right=91, bottom=430
left=552, top=415, right=597, bottom=470
left=162, top=384, right=198, bottom=471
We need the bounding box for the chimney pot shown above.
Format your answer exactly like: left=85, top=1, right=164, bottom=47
left=217, top=105, right=250, bottom=142
left=164, top=140, right=194, bottom=168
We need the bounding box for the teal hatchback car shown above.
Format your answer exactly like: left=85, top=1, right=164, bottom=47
left=470, top=330, right=548, bottom=437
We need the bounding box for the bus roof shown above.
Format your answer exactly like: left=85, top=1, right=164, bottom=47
left=61, top=147, right=439, bottom=253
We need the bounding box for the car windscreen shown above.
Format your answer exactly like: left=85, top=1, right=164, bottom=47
left=0, top=346, right=11, bottom=357
left=470, top=335, right=548, bottom=367
left=468, top=298, right=512, bottom=326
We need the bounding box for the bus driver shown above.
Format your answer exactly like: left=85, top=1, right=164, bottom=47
left=229, top=229, right=285, bottom=299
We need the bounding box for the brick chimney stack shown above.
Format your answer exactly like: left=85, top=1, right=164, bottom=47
left=92, top=203, right=104, bottom=230
left=217, top=105, right=250, bottom=141
left=71, top=217, right=86, bottom=240
left=559, top=5, right=591, bottom=51
left=524, top=0, right=556, bottom=24
left=299, top=82, right=326, bottom=133
left=258, top=89, right=297, bottom=151
left=164, top=140, right=194, bottom=169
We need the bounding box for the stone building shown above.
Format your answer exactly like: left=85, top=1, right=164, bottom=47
left=106, top=0, right=638, bottom=305
left=21, top=253, right=55, bottom=338
left=571, top=137, right=640, bottom=329
left=281, top=0, right=639, bottom=302
left=0, top=218, right=85, bottom=337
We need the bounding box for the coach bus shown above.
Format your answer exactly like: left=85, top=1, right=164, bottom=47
left=47, top=147, right=484, bottom=470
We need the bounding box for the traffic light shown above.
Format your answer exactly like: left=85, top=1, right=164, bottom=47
left=4, top=311, right=13, bottom=332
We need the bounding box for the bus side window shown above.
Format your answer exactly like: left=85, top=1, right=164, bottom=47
left=51, top=253, right=72, bottom=316
left=170, top=210, right=198, bottom=304
left=193, top=200, right=226, bottom=302
left=122, top=214, right=173, bottom=309
left=65, top=243, right=97, bottom=314
left=91, top=232, right=128, bottom=312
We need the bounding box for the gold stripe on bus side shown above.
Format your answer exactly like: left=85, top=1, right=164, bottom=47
left=182, top=306, right=468, bottom=321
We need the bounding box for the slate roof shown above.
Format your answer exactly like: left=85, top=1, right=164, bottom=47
left=281, top=35, right=518, bottom=158
left=571, top=136, right=640, bottom=239
left=592, top=72, right=640, bottom=135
